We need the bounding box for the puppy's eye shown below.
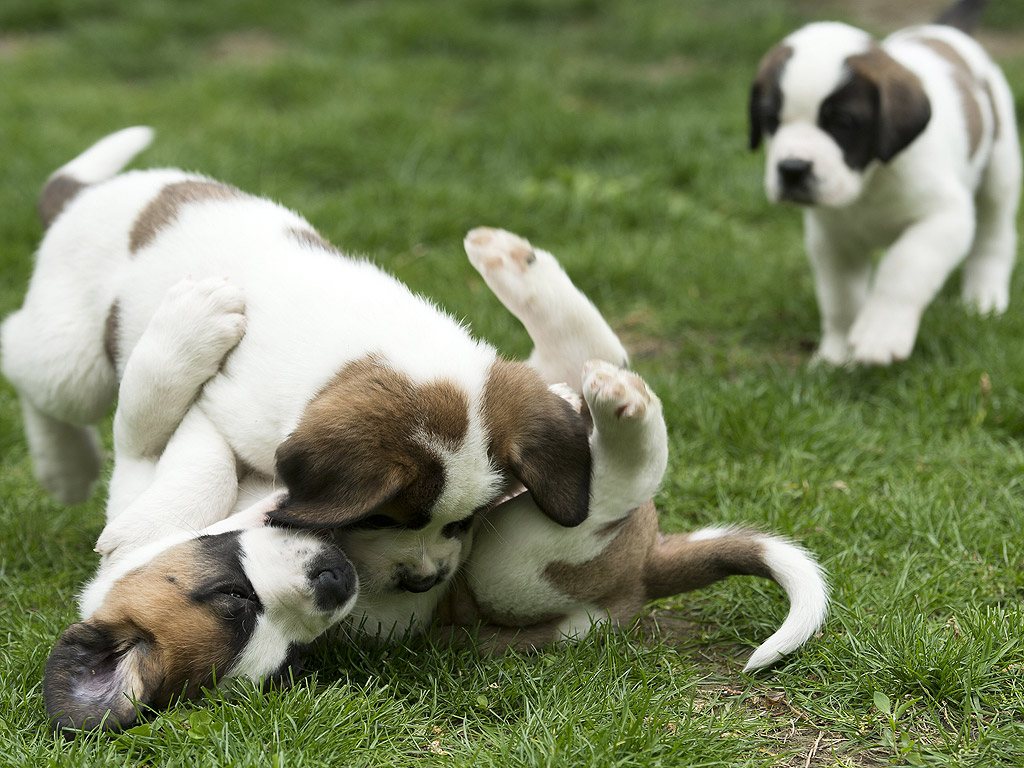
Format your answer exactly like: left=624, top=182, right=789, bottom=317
left=216, top=584, right=256, bottom=602
left=360, top=514, right=401, bottom=530
left=441, top=517, right=474, bottom=538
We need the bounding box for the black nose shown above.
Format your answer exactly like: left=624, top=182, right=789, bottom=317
left=397, top=571, right=443, bottom=594
left=308, top=555, right=357, bottom=611
left=778, top=158, right=813, bottom=188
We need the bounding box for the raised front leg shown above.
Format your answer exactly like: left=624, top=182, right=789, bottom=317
left=464, top=227, right=628, bottom=389
left=114, top=277, right=245, bottom=461
left=97, top=407, right=239, bottom=560
left=848, top=205, right=975, bottom=365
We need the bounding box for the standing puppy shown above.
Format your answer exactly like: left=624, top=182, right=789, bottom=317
left=749, top=0, right=1020, bottom=365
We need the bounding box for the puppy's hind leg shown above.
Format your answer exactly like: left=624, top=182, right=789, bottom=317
left=15, top=400, right=102, bottom=505
left=464, top=227, right=628, bottom=389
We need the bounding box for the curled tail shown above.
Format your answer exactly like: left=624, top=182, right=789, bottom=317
left=38, top=126, right=154, bottom=227
left=643, top=526, right=829, bottom=672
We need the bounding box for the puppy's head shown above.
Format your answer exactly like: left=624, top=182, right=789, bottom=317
left=749, top=22, right=931, bottom=207
left=271, top=355, right=591, bottom=599
left=44, top=524, right=356, bottom=735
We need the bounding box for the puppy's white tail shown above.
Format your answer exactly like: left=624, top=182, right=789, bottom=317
left=643, top=526, right=829, bottom=671
left=38, top=126, right=154, bottom=227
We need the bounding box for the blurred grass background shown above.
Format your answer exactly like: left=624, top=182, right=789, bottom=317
left=2, top=0, right=1024, bottom=765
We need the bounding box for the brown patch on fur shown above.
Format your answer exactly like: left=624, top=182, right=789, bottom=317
left=286, top=226, right=340, bottom=255
left=480, top=359, right=591, bottom=527
left=749, top=43, right=793, bottom=150
left=845, top=44, right=931, bottom=162
left=103, top=301, right=121, bottom=370
left=274, top=355, right=469, bottom=528
left=643, top=529, right=773, bottom=600
left=38, top=175, right=86, bottom=228
left=914, top=36, right=984, bottom=156
left=129, top=180, right=241, bottom=253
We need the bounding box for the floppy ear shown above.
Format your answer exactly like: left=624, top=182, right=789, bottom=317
left=483, top=361, right=591, bottom=527
left=749, top=43, right=793, bottom=151
left=847, top=46, right=931, bottom=163
left=44, top=619, right=163, bottom=735
left=273, top=427, right=411, bottom=527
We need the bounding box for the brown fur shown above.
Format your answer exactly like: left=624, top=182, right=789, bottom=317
left=845, top=45, right=932, bottom=162
left=44, top=539, right=241, bottom=733
left=286, top=226, right=340, bottom=255
left=914, top=36, right=985, bottom=155
left=479, top=360, right=591, bottom=527
left=103, top=301, right=121, bottom=369
left=129, top=180, right=241, bottom=253
left=274, top=355, right=470, bottom=528
left=38, top=175, right=86, bottom=228
left=749, top=43, right=793, bottom=150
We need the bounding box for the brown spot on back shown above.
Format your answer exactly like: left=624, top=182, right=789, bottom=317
left=38, top=175, right=86, bottom=228
left=103, top=301, right=120, bottom=370
left=286, top=226, right=340, bottom=255
left=130, top=180, right=241, bottom=253
left=274, top=355, right=469, bottom=529
left=913, top=36, right=984, bottom=156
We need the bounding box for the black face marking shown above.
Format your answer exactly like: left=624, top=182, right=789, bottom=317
left=749, top=44, right=793, bottom=150
left=189, top=532, right=263, bottom=647
left=819, top=73, right=879, bottom=170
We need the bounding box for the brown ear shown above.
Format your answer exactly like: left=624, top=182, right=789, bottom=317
left=44, top=619, right=163, bottom=735
left=273, top=425, right=411, bottom=528
left=483, top=361, right=591, bottom=527
left=847, top=46, right=931, bottom=162
left=749, top=43, right=793, bottom=150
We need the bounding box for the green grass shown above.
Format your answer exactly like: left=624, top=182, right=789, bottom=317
left=2, top=0, right=1024, bottom=765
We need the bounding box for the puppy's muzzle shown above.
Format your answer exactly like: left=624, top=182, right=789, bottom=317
left=306, top=550, right=358, bottom=611
left=777, top=158, right=816, bottom=204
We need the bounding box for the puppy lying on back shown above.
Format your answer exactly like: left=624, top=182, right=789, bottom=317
left=749, top=0, right=1020, bottom=365
left=440, top=229, right=829, bottom=672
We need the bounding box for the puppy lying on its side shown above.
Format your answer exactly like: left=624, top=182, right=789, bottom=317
left=749, top=0, right=1020, bottom=365
left=440, top=229, right=829, bottom=672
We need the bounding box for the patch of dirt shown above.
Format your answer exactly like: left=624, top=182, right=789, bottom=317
left=210, top=31, right=285, bottom=63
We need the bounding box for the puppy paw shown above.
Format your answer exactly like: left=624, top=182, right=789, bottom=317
left=464, top=227, right=562, bottom=319
left=962, top=283, right=1010, bottom=316
left=33, top=425, right=103, bottom=505
left=847, top=304, right=920, bottom=366
left=148, top=277, right=246, bottom=380
left=583, top=360, right=656, bottom=425
left=810, top=333, right=852, bottom=368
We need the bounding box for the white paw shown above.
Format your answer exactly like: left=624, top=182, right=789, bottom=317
left=583, top=359, right=655, bottom=424
left=149, top=277, right=246, bottom=379
left=847, top=304, right=920, bottom=366
left=962, top=284, right=1009, bottom=316
left=811, top=333, right=852, bottom=368
left=34, top=426, right=103, bottom=505
left=464, top=227, right=560, bottom=315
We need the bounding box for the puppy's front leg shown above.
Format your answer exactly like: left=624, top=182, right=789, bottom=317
left=464, top=227, right=628, bottom=388
left=97, top=407, right=239, bottom=559
left=804, top=214, right=871, bottom=366
left=848, top=206, right=974, bottom=365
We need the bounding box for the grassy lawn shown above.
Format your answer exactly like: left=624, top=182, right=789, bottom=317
left=2, top=0, right=1024, bottom=765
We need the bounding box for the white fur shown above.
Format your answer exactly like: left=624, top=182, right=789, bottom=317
left=759, top=21, right=1020, bottom=365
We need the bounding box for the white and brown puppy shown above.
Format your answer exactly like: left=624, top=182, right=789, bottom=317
left=749, top=0, right=1020, bottom=365
left=41, top=278, right=358, bottom=734
left=440, top=229, right=829, bottom=672
left=2, top=129, right=590, bottom=728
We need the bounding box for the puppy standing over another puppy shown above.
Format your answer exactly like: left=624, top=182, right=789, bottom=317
left=749, top=0, right=1020, bottom=365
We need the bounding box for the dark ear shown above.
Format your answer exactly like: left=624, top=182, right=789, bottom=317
left=848, top=46, right=931, bottom=162
left=44, top=620, right=162, bottom=736
left=483, top=361, right=591, bottom=528
left=749, top=43, right=793, bottom=151
left=273, top=429, right=410, bottom=527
